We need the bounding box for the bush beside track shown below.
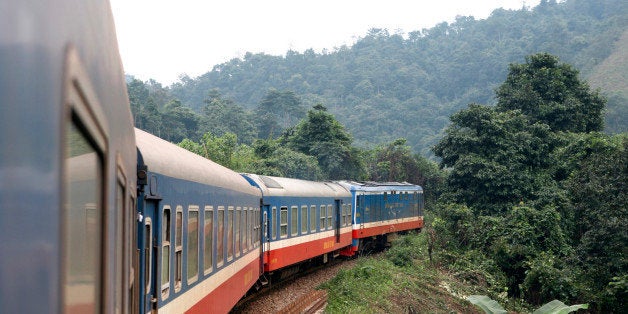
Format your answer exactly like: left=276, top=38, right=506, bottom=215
left=321, top=231, right=484, bottom=313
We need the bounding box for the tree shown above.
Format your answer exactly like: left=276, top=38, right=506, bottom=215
left=199, top=89, right=257, bottom=144
left=284, top=104, right=364, bottom=180
left=161, top=100, right=199, bottom=143
left=496, top=53, right=605, bottom=133
left=256, top=89, right=306, bottom=139
left=433, top=104, right=556, bottom=214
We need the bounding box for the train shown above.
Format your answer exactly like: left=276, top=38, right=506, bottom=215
left=0, top=1, right=424, bottom=313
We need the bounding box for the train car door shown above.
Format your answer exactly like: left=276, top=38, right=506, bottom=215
left=139, top=198, right=159, bottom=314
left=262, top=205, right=269, bottom=274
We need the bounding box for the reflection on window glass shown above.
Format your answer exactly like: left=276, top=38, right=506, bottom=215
left=204, top=208, right=213, bottom=273
left=291, top=206, right=298, bottom=236
left=217, top=207, right=224, bottom=267
left=187, top=209, right=198, bottom=282
left=64, top=122, right=101, bottom=313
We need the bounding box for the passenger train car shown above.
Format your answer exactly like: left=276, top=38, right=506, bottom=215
left=337, top=181, right=424, bottom=254
left=0, top=1, right=137, bottom=313
left=1, top=1, right=424, bottom=313
left=242, top=175, right=353, bottom=278
left=135, top=129, right=262, bottom=313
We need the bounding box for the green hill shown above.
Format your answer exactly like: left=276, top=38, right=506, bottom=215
left=137, top=0, right=627, bottom=155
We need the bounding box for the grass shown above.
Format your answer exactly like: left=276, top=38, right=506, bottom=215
left=320, top=232, right=485, bottom=313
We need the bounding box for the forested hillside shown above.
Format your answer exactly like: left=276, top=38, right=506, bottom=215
left=135, top=0, right=627, bottom=156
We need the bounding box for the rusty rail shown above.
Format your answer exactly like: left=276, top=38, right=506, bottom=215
left=278, top=290, right=328, bottom=314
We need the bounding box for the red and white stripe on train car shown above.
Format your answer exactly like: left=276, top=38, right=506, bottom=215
left=158, top=250, right=260, bottom=314
left=264, top=226, right=352, bottom=272
left=352, top=216, right=424, bottom=240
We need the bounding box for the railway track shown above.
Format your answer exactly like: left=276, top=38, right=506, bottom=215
left=278, top=289, right=328, bottom=314
left=231, top=257, right=357, bottom=313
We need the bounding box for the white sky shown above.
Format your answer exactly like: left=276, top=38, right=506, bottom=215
left=110, top=0, right=540, bottom=85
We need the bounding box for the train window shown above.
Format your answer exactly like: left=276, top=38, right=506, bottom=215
left=129, top=196, right=137, bottom=313
left=280, top=207, right=288, bottom=237
left=175, top=206, right=183, bottom=291
left=204, top=206, right=213, bottom=274
left=241, top=207, right=247, bottom=254
left=115, top=181, right=125, bottom=313
left=327, top=205, right=333, bottom=229
left=301, top=205, right=308, bottom=234
left=217, top=207, right=225, bottom=267
left=347, top=204, right=352, bottom=225
left=341, top=204, right=347, bottom=226
left=247, top=208, right=251, bottom=249
left=310, top=205, right=316, bottom=232
left=272, top=207, right=277, bottom=240
left=291, top=206, right=298, bottom=236
left=235, top=207, right=241, bottom=257
left=187, top=206, right=199, bottom=284
left=227, top=207, right=234, bottom=261
left=64, top=121, right=103, bottom=313
left=254, top=208, right=260, bottom=245
left=320, top=205, right=326, bottom=231
left=144, top=219, right=152, bottom=295
left=161, top=206, right=171, bottom=297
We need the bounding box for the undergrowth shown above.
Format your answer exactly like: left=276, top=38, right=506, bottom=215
left=321, top=232, right=486, bottom=313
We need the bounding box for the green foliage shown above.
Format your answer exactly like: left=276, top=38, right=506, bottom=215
left=467, top=295, right=588, bottom=314
left=200, top=89, right=257, bottom=144
left=283, top=104, right=364, bottom=179
left=256, top=89, right=305, bottom=139
left=168, top=0, right=627, bottom=154
left=466, top=295, right=508, bottom=314
left=496, top=53, right=605, bottom=132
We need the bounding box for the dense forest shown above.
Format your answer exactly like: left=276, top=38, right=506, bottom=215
left=127, top=2, right=627, bottom=311
left=127, top=0, right=627, bottom=156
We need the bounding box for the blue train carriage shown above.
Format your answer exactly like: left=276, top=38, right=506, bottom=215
left=241, top=174, right=354, bottom=279
left=336, top=181, right=424, bottom=253
left=0, top=1, right=137, bottom=313
left=135, top=129, right=262, bottom=313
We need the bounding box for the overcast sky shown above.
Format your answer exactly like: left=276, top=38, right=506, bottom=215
left=110, top=0, right=540, bottom=85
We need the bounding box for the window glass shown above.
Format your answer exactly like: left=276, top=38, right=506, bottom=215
left=310, top=205, right=316, bottom=232
left=327, top=205, right=333, bottom=229
left=240, top=207, right=246, bottom=254
left=175, top=207, right=182, bottom=290
left=301, top=206, right=308, bottom=234
left=227, top=207, right=234, bottom=260
left=320, top=205, right=326, bottom=231
left=64, top=122, right=102, bottom=313
left=161, top=207, right=171, bottom=294
left=235, top=207, right=241, bottom=257
left=203, top=207, right=213, bottom=273
left=217, top=207, right=224, bottom=267
left=280, top=207, right=288, bottom=237
left=272, top=207, right=277, bottom=239
left=291, top=206, right=298, bottom=236
left=187, top=208, right=199, bottom=282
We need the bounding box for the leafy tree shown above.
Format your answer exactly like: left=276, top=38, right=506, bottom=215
left=563, top=134, right=627, bottom=312
left=256, top=89, right=306, bottom=139
left=199, top=89, right=257, bottom=144
left=496, top=53, right=605, bottom=132
left=284, top=104, right=364, bottom=179
left=161, top=100, right=199, bottom=143
left=433, top=104, right=556, bottom=214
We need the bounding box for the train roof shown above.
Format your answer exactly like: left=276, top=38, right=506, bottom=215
left=135, top=128, right=260, bottom=195
left=241, top=173, right=351, bottom=198
left=336, top=180, right=423, bottom=193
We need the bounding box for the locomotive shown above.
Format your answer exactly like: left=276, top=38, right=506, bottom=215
left=0, top=1, right=424, bottom=313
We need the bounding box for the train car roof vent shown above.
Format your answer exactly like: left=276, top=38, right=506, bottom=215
left=260, top=175, right=283, bottom=189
